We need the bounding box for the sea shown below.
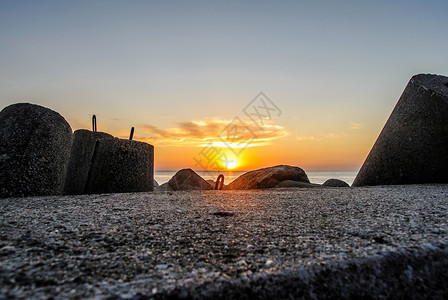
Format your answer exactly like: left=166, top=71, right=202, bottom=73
left=154, top=170, right=359, bottom=186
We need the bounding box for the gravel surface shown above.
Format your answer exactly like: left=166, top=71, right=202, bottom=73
left=1, top=185, right=447, bottom=299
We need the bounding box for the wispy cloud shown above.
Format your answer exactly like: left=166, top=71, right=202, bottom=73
left=320, top=133, right=349, bottom=139
left=296, top=135, right=321, bottom=142
left=349, top=122, right=363, bottom=130
left=134, top=118, right=288, bottom=148
left=296, top=132, right=349, bottom=142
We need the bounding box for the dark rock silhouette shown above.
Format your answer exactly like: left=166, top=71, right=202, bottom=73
left=206, top=179, right=216, bottom=188
left=153, top=179, right=159, bottom=188
left=227, top=165, right=309, bottom=190
left=64, top=129, right=114, bottom=195
left=276, top=180, right=321, bottom=188
left=157, top=169, right=213, bottom=191
left=84, top=138, right=154, bottom=194
left=323, top=179, right=350, bottom=187
left=0, top=103, right=72, bottom=198
left=353, top=74, right=448, bottom=186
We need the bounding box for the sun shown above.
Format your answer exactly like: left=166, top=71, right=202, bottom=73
left=225, top=160, right=237, bottom=170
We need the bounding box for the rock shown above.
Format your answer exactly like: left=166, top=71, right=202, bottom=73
left=206, top=180, right=216, bottom=188
left=155, top=182, right=171, bottom=192
left=165, top=169, right=213, bottom=191
left=154, top=179, right=159, bottom=188
left=353, top=74, right=448, bottom=186
left=63, top=129, right=114, bottom=195
left=0, top=103, right=73, bottom=198
left=276, top=180, right=322, bottom=188
left=227, top=165, right=309, bottom=190
left=322, top=179, right=350, bottom=187
left=84, top=138, right=154, bottom=194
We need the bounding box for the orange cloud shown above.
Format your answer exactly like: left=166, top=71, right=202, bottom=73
left=349, top=122, right=363, bottom=130
left=132, top=118, right=288, bottom=148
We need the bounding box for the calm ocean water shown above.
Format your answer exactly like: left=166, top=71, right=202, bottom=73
left=154, top=170, right=358, bottom=186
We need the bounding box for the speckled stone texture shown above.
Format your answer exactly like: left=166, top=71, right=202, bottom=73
left=64, top=129, right=114, bottom=195
left=353, top=74, right=448, bottom=186
left=0, top=103, right=72, bottom=198
left=1, top=185, right=446, bottom=299
left=84, top=138, right=154, bottom=194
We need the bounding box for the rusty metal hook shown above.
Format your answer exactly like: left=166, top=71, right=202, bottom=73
left=129, top=127, right=135, bottom=140
left=215, top=174, right=224, bottom=190
left=92, top=115, right=97, bottom=132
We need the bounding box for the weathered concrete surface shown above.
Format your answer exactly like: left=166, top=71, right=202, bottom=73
left=0, top=185, right=447, bottom=299
left=84, top=138, right=154, bottom=194
left=64, top=129, right=114, bottom=195
left=353, top=74, right=448, bottom=186
left=0, top=103, right=72, bottom=198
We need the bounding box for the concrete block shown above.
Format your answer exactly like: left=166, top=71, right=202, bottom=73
left=63, top=129, right=113, bottom=195
left=353, top=74, right=448, bottom=186
left=0, top=103, right=72, bottom=197
left=84, top=138, right=154, bottom=194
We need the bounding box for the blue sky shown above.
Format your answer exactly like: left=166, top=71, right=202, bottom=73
left=1, top=0, right=447, bottom=170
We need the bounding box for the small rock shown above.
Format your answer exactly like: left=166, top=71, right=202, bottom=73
left=265, top=259, right=275, bottom=267
left=276, top=180, right=322, bottom=188
left=322, top=179, right=350, bottom=187
left=156, top=264, right=168, bottom=270
left=165, top=169, right=212, bottom=191
left=227, top=165, right=309, bottom=190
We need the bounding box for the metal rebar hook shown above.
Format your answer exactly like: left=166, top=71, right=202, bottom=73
left=129, top=127, right=135, bottom=140
left=92, top=115, right=97, bottom=132
left=215, top=174, right=224, bottom=190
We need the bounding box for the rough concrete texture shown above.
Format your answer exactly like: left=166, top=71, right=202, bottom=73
left=1, top=185, right=447, bottom=299
left=64, top=129, right=114, bottom=195
left=84, top=138, right=154, bottom=194
left=0, top=103, right=72, bottom=198
left=227, top=165, right=310, bottom=190
left=353, top=74, right=448, bottom=187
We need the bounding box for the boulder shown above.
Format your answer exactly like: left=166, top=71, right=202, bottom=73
left=84, top=138, right=154, bottom=194
left=154, top=179, right=159, bottom=188
left=0, top=103, right=72, bottom=198
left=353, top=74, right=448, bottom=186
left=276, top=180, right=321, bottom=188
left=227, top=165, right=309, bottom=190
left=155, top=182, right=171, bottom=191
left=323, top=179, right=350, bottom=187
left=64, top=129, right=114, bottom=195
left=206, top=179, right=216, bottom=188
left=164, top=169, right=213, bottom=191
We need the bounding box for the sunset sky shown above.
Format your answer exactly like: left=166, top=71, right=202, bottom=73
left=1, top=1, right=447, bottom=172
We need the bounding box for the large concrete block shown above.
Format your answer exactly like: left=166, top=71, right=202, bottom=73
left=63, top=129, right=114, bottom=195
left=84, top=138, right=154, bottom=194
left=0, top=103, right=72, bottom=197
left=353, top=74, right=448, bottom=186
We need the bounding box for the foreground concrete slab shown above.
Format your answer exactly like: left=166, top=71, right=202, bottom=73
left=0, top=186, right=447, bottom=299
